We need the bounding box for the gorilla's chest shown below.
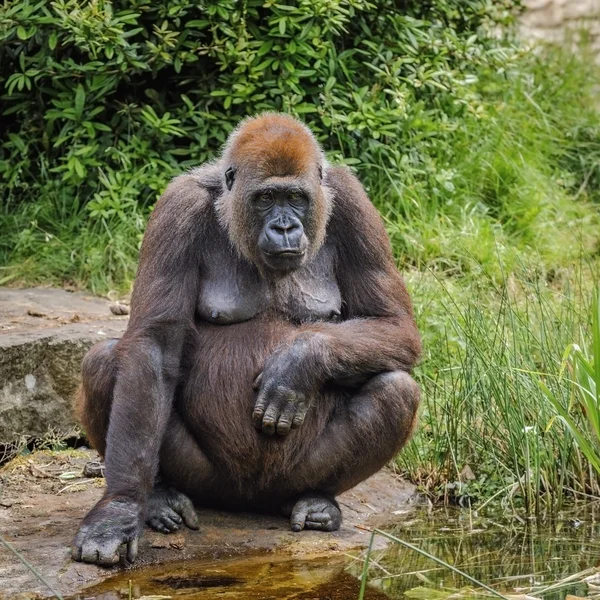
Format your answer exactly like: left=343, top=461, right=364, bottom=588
left=196, top=245, right=342, bottom=325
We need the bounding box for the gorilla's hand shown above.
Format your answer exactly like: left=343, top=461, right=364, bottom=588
left=72, top=495, right=143, bottom=565
left=252, top=336, right=325, bottom=436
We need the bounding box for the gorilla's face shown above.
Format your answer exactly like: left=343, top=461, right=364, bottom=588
left=220, top=161, right=329, bottom=275
left=252, top=181, right=311, bottom=272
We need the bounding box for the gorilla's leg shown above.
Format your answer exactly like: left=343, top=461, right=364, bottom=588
left=157, top=412, right=218, bottom=506
left=76, top=338, right=119, bottom=457
left=285, top=370, right=419, bottom=532
left=76, top=339, right=207, bottom=534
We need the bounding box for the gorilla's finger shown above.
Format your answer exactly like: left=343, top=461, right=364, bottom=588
left=80, top=542, right=99, bottom=564
left=253, top=389, right=270, bottom=428
left=72, top=528, right=87, bottom=561
left=163, top=517, right=180, bottom=532
left=306, top=520, right=334, bottom=531
left=261, top=415, right=277, bottom=435
left=178, top=497, right=200, bottom=530
left=290, top=503, right=309, bottom=532
left=126, top=538, right=139, bottom=563
left=149, top=519, right=171, bottom=534
left=82, top=540, right=120, bottom=566
left=262, top=394, right=284, bottom=434
left=71, top=544, right=82, bottom=562
left=148, top=517, right=166, bottom=532
left=307, top=512, right=331, bottom=522
left=98, top=543, right=121, bottom=566
left=263, top=387, right=296, bottom=434
left=252, top=372, right=263, bottom=390
left=291, top=401, right=309, bottom=428
left=276, top=402, right=297, bottom=436
left=154, top=505, right=182, bottom=525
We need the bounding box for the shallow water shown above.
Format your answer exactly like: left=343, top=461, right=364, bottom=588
left=73, top=553, right=390, bottom=600
left=76, top=506, right=600, bottom=600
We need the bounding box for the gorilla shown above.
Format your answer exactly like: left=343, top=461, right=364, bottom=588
left=72, top=113, right=421, bottom=565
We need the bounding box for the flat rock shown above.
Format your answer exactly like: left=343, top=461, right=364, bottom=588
left=0, top=288, right=128, bottom=443
left=0, top=449, right=418, bottom=598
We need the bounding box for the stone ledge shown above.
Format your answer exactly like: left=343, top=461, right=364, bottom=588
left=0, top=449, right=418, bottom=598
left=0, top=288, right=128, bottom=443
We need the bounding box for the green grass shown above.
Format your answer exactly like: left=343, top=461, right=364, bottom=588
left=400, top=266, right=599, bottom=512
left=2, top=32, right=600, bottom=512
left=539, top=289, right=600, bottom=482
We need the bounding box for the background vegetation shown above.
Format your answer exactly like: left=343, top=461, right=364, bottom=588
left=1, top=0, right=600, bottom=513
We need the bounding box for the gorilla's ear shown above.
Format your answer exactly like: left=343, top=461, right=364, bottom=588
left=225, top=167, right=236, bottom=191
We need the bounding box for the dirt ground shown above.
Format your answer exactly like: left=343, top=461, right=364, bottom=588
left=0, top=449, right=418, bottom=599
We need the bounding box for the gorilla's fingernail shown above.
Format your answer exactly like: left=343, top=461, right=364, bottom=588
left=291, top=523, right=302, bottom=532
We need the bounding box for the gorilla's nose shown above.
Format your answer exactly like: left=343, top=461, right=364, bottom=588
left=271, top=221, right=299, bottom=235
left=267, top=220, right=303, bottom=250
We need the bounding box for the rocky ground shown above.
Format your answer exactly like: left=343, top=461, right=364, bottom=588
left=0, top=449, right=417, bottom=599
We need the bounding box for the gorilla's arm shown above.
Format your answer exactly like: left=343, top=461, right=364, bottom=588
left=253, top=167, right=420, bottom=435
left=104, top=174, right=208, bottom=503
left=72, top=174, right=209, bottom=563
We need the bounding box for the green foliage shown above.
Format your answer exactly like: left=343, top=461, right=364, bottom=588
left=400, top=268, right=600, bottom=512
left=540, top=289, right=600, bottom=479
left=1, top=0, right=521, bottom=290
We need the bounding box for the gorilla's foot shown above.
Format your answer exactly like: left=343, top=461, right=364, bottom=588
left=285, top=493, right=342, bottom=532
left=146, top=484, right=199, bottom=534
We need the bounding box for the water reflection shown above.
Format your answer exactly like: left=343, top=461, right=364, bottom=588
left=75, top=506, right=600, bottom=600
left=74, top=553, right=388, bottom=600
left=351, top=506, right=600, bottom=599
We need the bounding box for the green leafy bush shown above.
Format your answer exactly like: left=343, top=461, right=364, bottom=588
left=0, top=0, right=524, bottom=290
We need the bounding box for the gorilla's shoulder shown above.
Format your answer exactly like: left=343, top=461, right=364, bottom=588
left=150, top=165, right=221, bottom=232
left=324, top=165, right=381, bottom=230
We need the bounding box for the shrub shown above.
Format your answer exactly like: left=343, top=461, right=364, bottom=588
left=0, top=0, right=521, bottom=290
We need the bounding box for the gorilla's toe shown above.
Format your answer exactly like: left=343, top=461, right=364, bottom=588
left=288, top=493, right=342, bottom=532
left=147, top=484, right=199, bottom=533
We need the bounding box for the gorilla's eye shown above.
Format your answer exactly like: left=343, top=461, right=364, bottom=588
left=288, top=191, right=308, bottom=209
left=255, top=192, right=273, bottom=209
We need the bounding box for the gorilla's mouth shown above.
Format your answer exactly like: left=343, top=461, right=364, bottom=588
left=264, top=249, right=306, bottom=257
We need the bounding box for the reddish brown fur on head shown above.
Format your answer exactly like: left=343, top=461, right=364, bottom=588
left=224, top=113, right=323, bottom=178
left=216, top=113, right=332, bottom=272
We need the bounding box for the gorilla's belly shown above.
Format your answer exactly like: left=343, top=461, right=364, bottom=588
left=177, top=317, right=329, bottom=489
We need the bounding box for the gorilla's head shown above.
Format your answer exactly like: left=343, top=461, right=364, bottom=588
left=217, top=113, right=332, bottom=274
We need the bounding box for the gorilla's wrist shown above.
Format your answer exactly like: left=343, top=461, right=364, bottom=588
left=288, top=332, right=331, bottom=389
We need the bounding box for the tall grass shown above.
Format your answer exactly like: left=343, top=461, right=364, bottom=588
left=540, top=289, right=600, bottom=480
left=399, top=267, right=599, bottom=512
left=383, top=44, right=600, bottom=513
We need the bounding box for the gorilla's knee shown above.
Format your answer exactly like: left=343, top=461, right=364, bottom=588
left=381, top=370, right=420, bottom=414
left=82, top=338, right=119, bottom=380
left=355, top=370, right=420, bottom=449
left=77, top=338, right=119, bottom=456
left=381, top=370, right=420, bottom=436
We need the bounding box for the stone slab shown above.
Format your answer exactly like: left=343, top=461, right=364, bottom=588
left=0, top=288, right=128, bottom=443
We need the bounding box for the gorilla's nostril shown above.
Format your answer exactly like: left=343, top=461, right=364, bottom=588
left=271, top=222, right=298, bottom=234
